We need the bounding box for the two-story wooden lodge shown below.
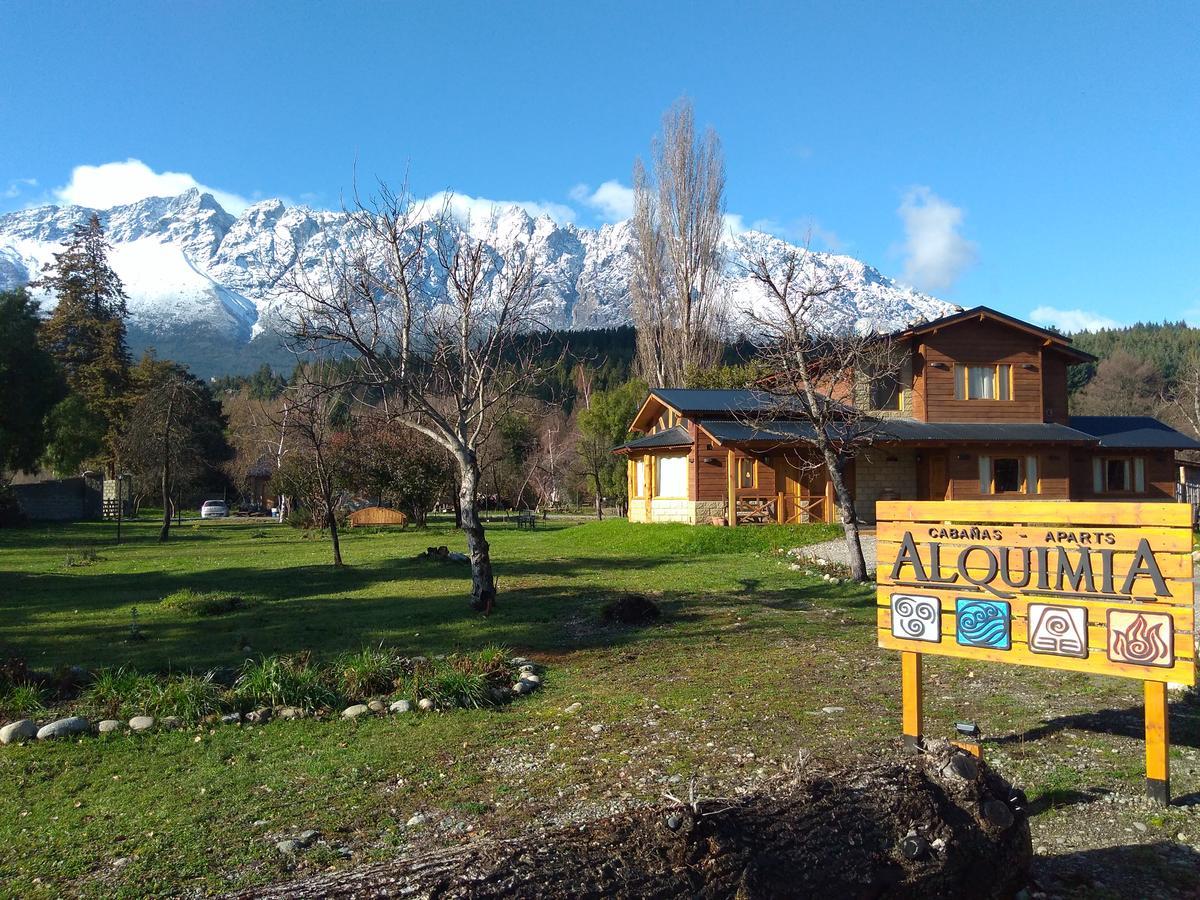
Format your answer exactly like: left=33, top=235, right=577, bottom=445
left=616, top=306, right=1200, bottom=525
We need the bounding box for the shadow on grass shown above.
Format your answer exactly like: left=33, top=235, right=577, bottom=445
left=991, top=699, right=1200, bottom=751
left=1035, top=842, right=1200, bottom=895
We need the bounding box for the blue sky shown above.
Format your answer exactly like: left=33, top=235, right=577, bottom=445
left=2, top=1, right=1197, bottom=330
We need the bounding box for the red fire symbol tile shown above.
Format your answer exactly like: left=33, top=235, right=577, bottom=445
left=1107, top=609, right=1174, bottom=668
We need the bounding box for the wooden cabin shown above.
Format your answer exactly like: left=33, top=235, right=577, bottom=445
left=615, top=306, right=1200, bottom=525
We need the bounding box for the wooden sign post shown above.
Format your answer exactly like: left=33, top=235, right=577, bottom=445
left=877, top=500, right=1195, bottom=805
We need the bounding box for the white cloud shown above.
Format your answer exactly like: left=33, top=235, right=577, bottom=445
left=1028, top=305, right=1121, bottom=333
left=54, top=159, right=251, bottom=214
left=570, top=180, right=635, bottom=222
left=418, top=190, right=576, bottom=226
left=4, top=177, right=37, bottom=199
left=896, top=186, right=978, bottom=291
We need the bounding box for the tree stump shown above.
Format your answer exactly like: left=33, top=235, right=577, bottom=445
left=229, top=741, right=1031, bottom=899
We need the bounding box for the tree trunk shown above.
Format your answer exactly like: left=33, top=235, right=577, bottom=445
left=326, top=504, right=343, bottom=567
left=458, top=456, right=496, bottom=615
left=822, top=447, right=867, bottom=582
left=159, top=461, right=171, bottom=542
left=592, top=473, right=604, bottom=520
left=228, top=742, right=1031, bottom=900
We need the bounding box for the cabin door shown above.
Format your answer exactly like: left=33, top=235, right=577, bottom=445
left=927, top=454, right=949, bottom=501
left=777, top=455, right=826, bottom=523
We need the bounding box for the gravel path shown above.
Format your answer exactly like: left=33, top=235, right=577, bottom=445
left=799, top=533, right=877, bottom=569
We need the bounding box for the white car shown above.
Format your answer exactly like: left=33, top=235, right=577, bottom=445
left=200, top=500, right=229, bottom=519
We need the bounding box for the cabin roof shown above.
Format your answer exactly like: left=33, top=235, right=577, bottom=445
left=895, top=306, right=1097, bottom=364
left=615, top=425, right=692, bottom=453
left=1069, top=416, right=1200, bottom=450
left=697, top=418, right=1100, bottom=446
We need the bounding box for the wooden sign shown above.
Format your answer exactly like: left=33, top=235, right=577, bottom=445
left=876, top=500, right=1196, bottom=804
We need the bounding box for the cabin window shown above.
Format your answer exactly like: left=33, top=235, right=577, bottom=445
left=869, top=371, right=902, bottom=411
left=1093, top=457, right=1146, bottom=493
left=954, top=364, right=1012, bottom=400
left=737, top=458, right=756, bottom=489
left=655, top=454, right=688, bottom=498
left=634, top=460, right=646, bottom=498
left=979, top=455, right=1040, bottom=495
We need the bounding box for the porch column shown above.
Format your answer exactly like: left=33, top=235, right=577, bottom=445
left=726, top=449, right=736, bottom=526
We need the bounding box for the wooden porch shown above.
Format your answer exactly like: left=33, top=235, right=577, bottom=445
left=722, top=448, right=843, bottom=526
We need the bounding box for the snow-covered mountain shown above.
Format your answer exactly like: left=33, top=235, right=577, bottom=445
left=0, top=189, right=958, bottom=376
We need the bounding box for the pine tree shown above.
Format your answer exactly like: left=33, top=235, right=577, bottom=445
left=34, top=214, right=131, bottom=470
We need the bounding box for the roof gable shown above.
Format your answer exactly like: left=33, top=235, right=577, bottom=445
left=900, top=306, right=1095, bottom=363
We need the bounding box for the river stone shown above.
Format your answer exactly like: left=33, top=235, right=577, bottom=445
left=367, top=700, right=387, bottom=713
left=295, top=829, right=320, bottom=847
left=220, top=712, right=242, bottom=725
left=246, top=707, right=272, bottom=724
left=37, top=716, right=91, bottom=740
left=512, top=681, right=532, bottom=695
left=160, top=716, right=182, bottom=729
left=129, top=716, right=155, bottom=732
left=563, top=702, right=582, bottom=715
left=417, top=698, right=435, bottom=711
left=98, top=720, right=123, bottom=734
left=276, top=707, right=302, bottom=720
left=390, top=699, right=412, bottom=714
left=0, top=719, right=38, bottom=744
left=521, top=674, right=542, bottom=686
left=342, top=704, right=370, bottom=719
left=276, top=839, right=299, bottom=855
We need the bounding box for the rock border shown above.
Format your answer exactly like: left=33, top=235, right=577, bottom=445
left=0, top=657, right=546, bottom=746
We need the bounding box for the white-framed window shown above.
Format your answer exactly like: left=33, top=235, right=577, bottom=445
left=634, top=459, right=646, bottom=498
left=655, top=454, right=688, bottom=498
left=978, top=455, right=1040, bottom=495
left=954, top=364, right=1013, bottom=401
left=1093, top=457, right=1146, bottom=493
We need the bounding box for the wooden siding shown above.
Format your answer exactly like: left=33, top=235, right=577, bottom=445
left=913, top=319, right=1056, bottom=423
left=1040, top=352, right=1070, bottom=424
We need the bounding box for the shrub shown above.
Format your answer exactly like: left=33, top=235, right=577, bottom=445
left=0, top=683, right=47, bottom=718
left=151, top=673, right=223, bottom=719
left=336, top=646, right=404, bottom=699
left=63, top=545, right=102, bottom=568
left=84, top=667, right=158, bottom=719
left=160, top=589, right=247, bottom=617
left=426, top=669, right=491, bottom=709
left=234, top=655, right=340, bottom=711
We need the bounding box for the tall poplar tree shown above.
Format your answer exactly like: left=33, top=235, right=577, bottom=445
left=35, top=214, right=131, bottom=471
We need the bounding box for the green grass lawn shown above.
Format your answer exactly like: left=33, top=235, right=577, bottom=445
left=1, top=517, right=1198, bottom=898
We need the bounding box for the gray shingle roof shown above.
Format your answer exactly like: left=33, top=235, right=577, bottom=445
left=698, top=418, right=1099, bottom=445
left=1069, top=416, right=1200, bottom=450
left=651, top=388, right=819, bottom=416
left=616, top=425, right=691, bottom=452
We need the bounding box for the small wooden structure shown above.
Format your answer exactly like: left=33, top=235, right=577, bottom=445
left=348, top=506, right=408, bottom=528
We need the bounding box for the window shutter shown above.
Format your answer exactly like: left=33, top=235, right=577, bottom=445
left=978, top=455, right=991, bottom=494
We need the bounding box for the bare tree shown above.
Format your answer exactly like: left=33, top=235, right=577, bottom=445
left=1168, top=351, right=1200, bottom=438
left=272, top=374, right=349, bottom=567
left=631, top=98, right=727, bottom=387
left=279, top=183, right=554, bottom=614
left=119, top=355, right=229, bottom=542
left=738, top=243, right=903, bottom=582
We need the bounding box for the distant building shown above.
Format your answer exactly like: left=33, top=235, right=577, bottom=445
left=9, top=471, right=104, bottom=522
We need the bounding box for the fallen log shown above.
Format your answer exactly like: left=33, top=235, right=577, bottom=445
left=229, top=741, right=1031, bottom=900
